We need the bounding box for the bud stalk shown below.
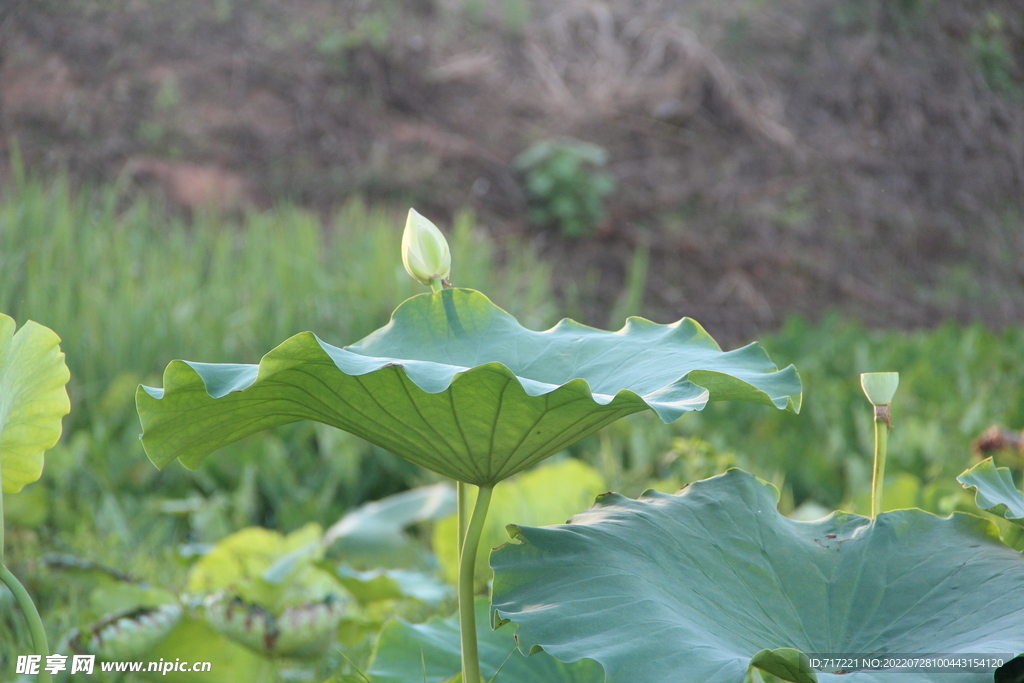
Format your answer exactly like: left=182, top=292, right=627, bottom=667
left=861, top=372, right=899, bottom=518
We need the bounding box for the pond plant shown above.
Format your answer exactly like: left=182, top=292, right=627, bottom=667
left=136, top=209, right=802, bottom=683
left=135, top=209, right=1024, bottom=683
left=0, top=314, right=72, bottom=683
left=489, top=373, right=1024, bottom=682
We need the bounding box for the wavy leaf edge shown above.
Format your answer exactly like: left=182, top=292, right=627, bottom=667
left=138, top=290, right=801, bottom=476
left=958, top=457, right=1024, bottom=528
left=491, top=468, right=1024, bottom=683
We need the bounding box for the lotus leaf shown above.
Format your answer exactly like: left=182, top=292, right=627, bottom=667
left=137, top=289, right=800, bottom=485
left=367, top=597, right=603, bottom=683
left=187, top=524, right=340, bottom=611
left=491, top=469, right=1024, bottom=683
left=323, top=482, right=455, bottom=567
left=0, top=314, right=71, bottom=493
left=958, top=457, right=1024, bottom=528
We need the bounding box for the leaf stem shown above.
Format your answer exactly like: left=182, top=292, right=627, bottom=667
left=870, top=406, right=891, bottom=518
left=0, top=563, right=52, bottom=683
left=1, top=461, right=50, bottom=682
left=458, top=484, right=493, bottom=683
left=457, top=481, right=469, bottom=560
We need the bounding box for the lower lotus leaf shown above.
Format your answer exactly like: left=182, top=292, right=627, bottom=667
left=323, top=483, right=456, bottom=568
left=143, top=615, right=272, bottom=682
left=491, top=469, right=1024, bottom=683
left=750, top=648, right=816, bottom=683
left=324, top=565, right=451, bottom=605
left=187, top=523, right=341, bottom=611
left=367, top=597, right=604, bottom=683
left=87, top=583, right=180, bottom=624
left=958, top=457, right=1024, bottom=528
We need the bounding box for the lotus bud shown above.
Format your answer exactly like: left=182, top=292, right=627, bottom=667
left=860, top=372, right=899, bottom=406
left=402, top=208, right=451, bottom=286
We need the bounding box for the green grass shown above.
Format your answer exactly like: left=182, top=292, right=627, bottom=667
left=585, top=314, right=1024, bottom=516
left=0, top=175, right=554, bottom=425
left=0, top=170, right=557, bottom=546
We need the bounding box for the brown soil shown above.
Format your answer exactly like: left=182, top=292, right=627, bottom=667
left=1, top=0, right=1022, bottom=344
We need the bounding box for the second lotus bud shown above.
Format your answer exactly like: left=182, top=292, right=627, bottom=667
left=860, top=372, right=899, bottom=406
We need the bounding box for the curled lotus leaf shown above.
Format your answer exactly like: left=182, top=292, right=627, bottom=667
left=958, top=457, right=1024, bottom=529
left=491, top=469, right=1024, bottom=683
left=137, top=289, right=800, bottom=486
left=66, top=603, right=183, bottom=661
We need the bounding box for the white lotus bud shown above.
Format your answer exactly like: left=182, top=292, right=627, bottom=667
left=402, top=208, right=451, bottom=286
left=861, top=372, right=899, bottom=406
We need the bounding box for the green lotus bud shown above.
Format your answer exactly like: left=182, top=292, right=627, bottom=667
left=861, top=372, right=899, bottom=406
left=402, top=208, right=451, bottom=286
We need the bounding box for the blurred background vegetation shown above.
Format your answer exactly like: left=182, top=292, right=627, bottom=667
left=1, top=0, right=1023, bottom=679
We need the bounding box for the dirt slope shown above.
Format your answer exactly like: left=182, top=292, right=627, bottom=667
left=1, top=0, right=1022, bottom=342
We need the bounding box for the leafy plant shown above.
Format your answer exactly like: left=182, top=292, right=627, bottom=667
left=959, top=457, right=1024, bottom=528
left=48, top=484, right=459, bottom=682
left=482, top=373, right=1024, bottom=683
left=514, top=138, right=615, bottom=238
left=0, top=314, right=72, bottom=682
left=490, top=469, right=1024, bottom=683
left=135, top=209, right=801, bottom=683
left=367, top=597, right=602, bottom=683
left=971, top=13, right=1022, bottom=98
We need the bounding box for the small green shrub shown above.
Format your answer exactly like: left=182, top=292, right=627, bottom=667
left=514, top=137, right=614, bottom=238
left=972, top=13, right=1022, bottom=98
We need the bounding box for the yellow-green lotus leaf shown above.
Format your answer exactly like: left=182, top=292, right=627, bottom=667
left=0, top=314, right=71, bottom=493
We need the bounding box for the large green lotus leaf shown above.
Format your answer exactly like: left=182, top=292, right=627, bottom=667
left=491, top=469, right=1024, bottom=683
left=137, top=289, right=800, bottom=485
left=958, top=457, right=1024, bottom=528
left=367, top=597, right=604, bottom=683
left=0, top=314, right=71, bottom=493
